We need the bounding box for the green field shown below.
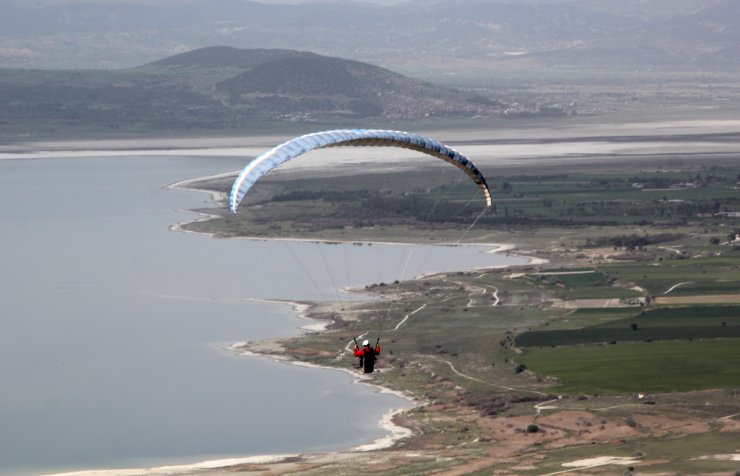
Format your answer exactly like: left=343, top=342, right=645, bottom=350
left=543, top=308, right=637, bottom=330
left=516, top=305, right=740, bottom=346
left=667, top=280, right=740, bottom=296
left=481, top=168, right=740, bottom=227
left=519, top=338, right=740, bottom=394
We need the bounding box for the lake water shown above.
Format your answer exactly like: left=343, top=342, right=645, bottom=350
left=0, top=155, right=525, bottom=475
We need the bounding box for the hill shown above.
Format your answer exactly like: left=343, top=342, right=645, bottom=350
left=0, top=46, right=521, bottom=138
left=148, top=47, right=505, bottom=119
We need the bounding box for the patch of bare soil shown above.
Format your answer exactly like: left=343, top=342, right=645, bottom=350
left=718, top=416, right=740, bottom=432
left=535, top=411, right=639, bottom=448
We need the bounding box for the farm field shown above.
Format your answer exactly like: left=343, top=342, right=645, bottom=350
left=519, top=338, right=740, bottom=395
left=515, top=305, right=740, bottom=347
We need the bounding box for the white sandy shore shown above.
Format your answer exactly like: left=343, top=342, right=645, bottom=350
left=4, top=139, right=739, bottom=171
left=230, top=297, right=329, bottom=332
left=4, top=117, right=740, bottom=151
left=481, top=242, right=549, bottom=267
left=5, top=118, right=740, bottom=172
left=43, top=454, right=296, bottom=476
left=167, top=171, right=233, bottom=203
left=220, top=294, right=421, bottom=456
left=43, top=298, right=415, bottom=476
left=234, top=347, right=418, bottom=443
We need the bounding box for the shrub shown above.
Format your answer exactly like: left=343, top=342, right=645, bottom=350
left=526, top=424, right=540, bottom=433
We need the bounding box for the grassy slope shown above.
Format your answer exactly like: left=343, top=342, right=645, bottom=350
left=516, top=305, right=740, bottom=346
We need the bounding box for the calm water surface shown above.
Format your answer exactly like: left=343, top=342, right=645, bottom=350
left=0, top=155, right=524, bottom=475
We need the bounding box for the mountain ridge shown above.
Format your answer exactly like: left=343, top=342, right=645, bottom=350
left=143, top=46, right=505, bottom=118
left=0, top=46, right=530, bottom=138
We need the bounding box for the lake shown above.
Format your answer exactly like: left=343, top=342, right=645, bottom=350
left=0, top=154, right=525, bottom=475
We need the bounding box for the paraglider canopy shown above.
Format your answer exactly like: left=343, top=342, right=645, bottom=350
left=230, top=129, right=492, bottom=213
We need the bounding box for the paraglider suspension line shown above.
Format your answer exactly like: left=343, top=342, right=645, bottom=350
left=282, top=240, right=330, bottom=301
left=456, top=206, right=489, bottom=244
left=317, top=242, right=345, bottom=307
left=384, top=248, right=415, bottom=321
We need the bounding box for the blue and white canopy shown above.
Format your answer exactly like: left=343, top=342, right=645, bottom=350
left=230, top=129, right=492, bottom=212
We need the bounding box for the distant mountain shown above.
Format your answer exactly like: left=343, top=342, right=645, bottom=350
left=1, top=0, right=739, bottom=74
left=146, top=47, right=302, bottom=70
left=0, top=47, right=523, bottom=137
left=144, top=47, right=504, bottom=119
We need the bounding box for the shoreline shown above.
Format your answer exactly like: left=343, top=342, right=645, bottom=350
left=161, top=247, right=532, bottom=474
left=70, top=176, right=534, bottom=475
left=35, top=138, right=546, bottom=475
left=43, top=295, right=420, bottom=476
left=162, top=161, right=560, bottom=469
left=34, top=145, right=543, bottom=476
left=225, top=295, right=422, bottom=451
left=229, top=341, right=418, bottom=451
left=18, top=124, right=740, bottom=475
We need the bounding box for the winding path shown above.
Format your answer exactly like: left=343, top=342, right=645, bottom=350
left=426, top=354, right=550, bottom=396
left=393, top=303, right=427, bottom=331
left=664, top=281, right=692, bottom=295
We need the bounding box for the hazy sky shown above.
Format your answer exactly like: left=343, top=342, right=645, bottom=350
left=2, top=0, right=737, bottom=71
